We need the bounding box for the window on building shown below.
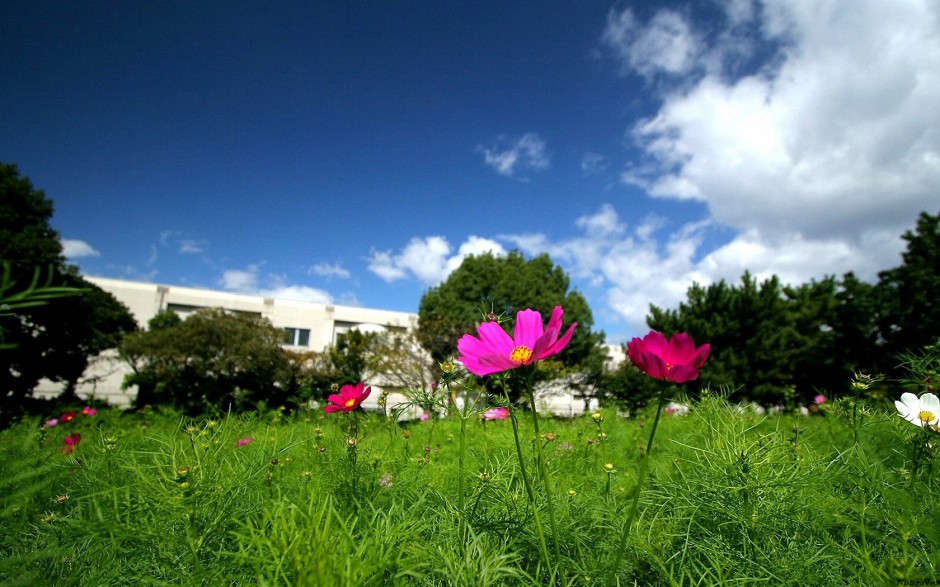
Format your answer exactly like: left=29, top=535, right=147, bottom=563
left=283, top=327, right=311, bottom=347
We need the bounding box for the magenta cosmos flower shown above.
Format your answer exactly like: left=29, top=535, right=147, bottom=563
left=457, top=306, right=577, bottom=376
left=324, top=382, right=372, bottom=414
left=627, top=331, right=710, bottom=383
left=483, top=406, right=510, bottom=421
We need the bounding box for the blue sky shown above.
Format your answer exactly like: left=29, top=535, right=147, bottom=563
left=3, top=1, right=938, bottom=342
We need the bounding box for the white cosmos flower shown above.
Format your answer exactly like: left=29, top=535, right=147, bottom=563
left=894, top=392, right=940, bottom=428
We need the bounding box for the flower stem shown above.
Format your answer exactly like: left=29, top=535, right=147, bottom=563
left=610, top=383, right=669, bottom=582
left=502, top=386, right=553, bottom=577
left=524, top=375, right=562, bottom=565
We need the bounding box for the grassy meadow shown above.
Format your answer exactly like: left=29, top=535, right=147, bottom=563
left=1, top=392, right=938, bottom=586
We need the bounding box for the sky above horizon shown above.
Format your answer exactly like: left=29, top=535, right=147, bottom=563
left=2, top=1, right=938, bottom=343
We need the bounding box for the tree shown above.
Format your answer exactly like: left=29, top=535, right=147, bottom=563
left=0, top=163, right=136, bottom=417
left=417, top=251, right=606, bottom=376
left=876, top=210, right=940, bottom=375
left=120, top=308, right=292, bottom=414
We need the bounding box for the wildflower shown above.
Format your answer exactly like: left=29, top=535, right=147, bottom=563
left=235, top=437, right=253, bottom=447
left=603, top=463, right=616, bottom=472
left=591, top=412, right=603, bottom=422
left=324, top=382, right=371, bottom=413
left=43, top=418, right=58, bottom=428
left=895, top=392, right=940, bottom=429
left=813, top=394, right=827, bottom=405
left=420, top=412, right=430, bottom=422
left=379, top=473, right=394, bottom=488
left=483, top=406, right=510, bottom=421
left=61, top=433, right=81, bottom=454
left=59, top=411, right=76, bottom=424
left=627, top=331, right=710, bottom=383
left=440, top=359, right=456, bottom=374
left=81, top=406, right=97, bottom=416
left=567, top=489, right=576, bottom=497
left=456, top=306, right=577, bottom=376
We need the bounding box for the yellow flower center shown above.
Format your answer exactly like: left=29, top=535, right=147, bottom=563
left=509, top=345, right=533, bottom=364
left=918, top=410, right=935, bottom=424
left=344, top=398, right=356, bottom=408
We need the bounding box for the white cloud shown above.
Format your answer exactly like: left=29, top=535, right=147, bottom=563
left=602, top=8, right=702, bottom=78
left=590, top=0, right=940, bottom=337
left=219, top=264, right=333, bottom=304
left=178, top=240, right=204, bottom=254
left=258, top=285, right=332, bottom=304
left=61, top=239, right=100, bottom=259
left=614, top=1, right=940, bottom=241
left=581, top=152, right=607, bottom=175
left=479, top=133, right=550, bottom=179
left=368, top=236, right=506, bottom=285
left=309, top=262, right=351, bottom=279
left=219, top=268, right=259, bottom=292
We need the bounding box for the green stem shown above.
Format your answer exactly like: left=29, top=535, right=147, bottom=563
left=524, top=375, right=562, bottom=565
left=503, top=385, right=553, bottom=578
left=458, top=389, right=468, bottom=514
left=610, top=383, right=669, bottom=582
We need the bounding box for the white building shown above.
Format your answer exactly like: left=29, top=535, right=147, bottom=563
left=34, top=277, right=628, bottom=415
left=33, top=277, right=419, bottom=406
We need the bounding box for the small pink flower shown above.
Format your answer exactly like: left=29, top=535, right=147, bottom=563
left=43, top=418, right=59, bottom=428
left=813, top=394, right=827, bottom=405
left=483, top=407, right=510, bottom=421
left=420, top=412, right=430, bottom=421
left=82, top=406, right=97, bottom=416
left=235, top=437, right=254, bottom=447
left=61, top=433, right=81, bottom=454
left=324, top=382, right=372, bottom=414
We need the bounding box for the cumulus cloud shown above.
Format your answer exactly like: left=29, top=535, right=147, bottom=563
left=309, top=262, right=351, bottom=279
left=219, top=264, right=333, bottom=304
left=602, top=8, right=702, bottom=78
left=219, top=268, right=259, bottom=292
left=591, top=0, right=940, bottom=335
left=61, top=239, right=100, bottom=259
left=611, top=1, right=940, bottom=240
left=479, top=133, right=550, bottom=179
left=368, top=236, right=506, bottom=285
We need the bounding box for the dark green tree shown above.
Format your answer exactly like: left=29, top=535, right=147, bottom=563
left=120, top=308, right=292, bottom=414
left=876, top=210, right=940, bottom=375
left=417, top=251, right=606, bottom=375
left=0, top=163, right=136, bottom=417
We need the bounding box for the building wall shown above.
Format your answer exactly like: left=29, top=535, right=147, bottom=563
left=33, top=277, right=419, bottom=406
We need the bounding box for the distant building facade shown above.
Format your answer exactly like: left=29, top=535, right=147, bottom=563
left=33, top=277, right=419, bottom=406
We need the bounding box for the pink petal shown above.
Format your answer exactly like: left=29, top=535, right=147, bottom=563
left=512, top=309, right=544, bottom=350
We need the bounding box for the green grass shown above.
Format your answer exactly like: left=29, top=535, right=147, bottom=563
left=1, top=395, right=938, bottom=586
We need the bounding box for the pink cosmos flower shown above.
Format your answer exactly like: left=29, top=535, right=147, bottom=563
left=61, top=432, right=81, bottom=454
left=82, top=406, right=97, bottom=416
left=457, top=306, right=577, bottom=376
left=813, top=394, right=827, bottom=405
left=420, top=412, right=430, bottom=421
left=627, top=331, right=710, bottom=383
left=483, top=407, right=510, bottom=421
left=59, top=411, right=76, bottom=424
left=235, top=437, right=254, bottom=447
left=324, top=382, right=372, bottom=414
left=43, top=418, right=59, bottom=428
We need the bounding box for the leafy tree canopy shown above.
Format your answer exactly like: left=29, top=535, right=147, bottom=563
left=876, top=210, right=940, bottom=373
left=0, top=163, right=136, bottom=418
left=120, top=308, right=292, bottom=414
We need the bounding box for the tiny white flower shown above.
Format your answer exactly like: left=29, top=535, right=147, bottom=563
left=895, top=392, right=940, bottom=428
